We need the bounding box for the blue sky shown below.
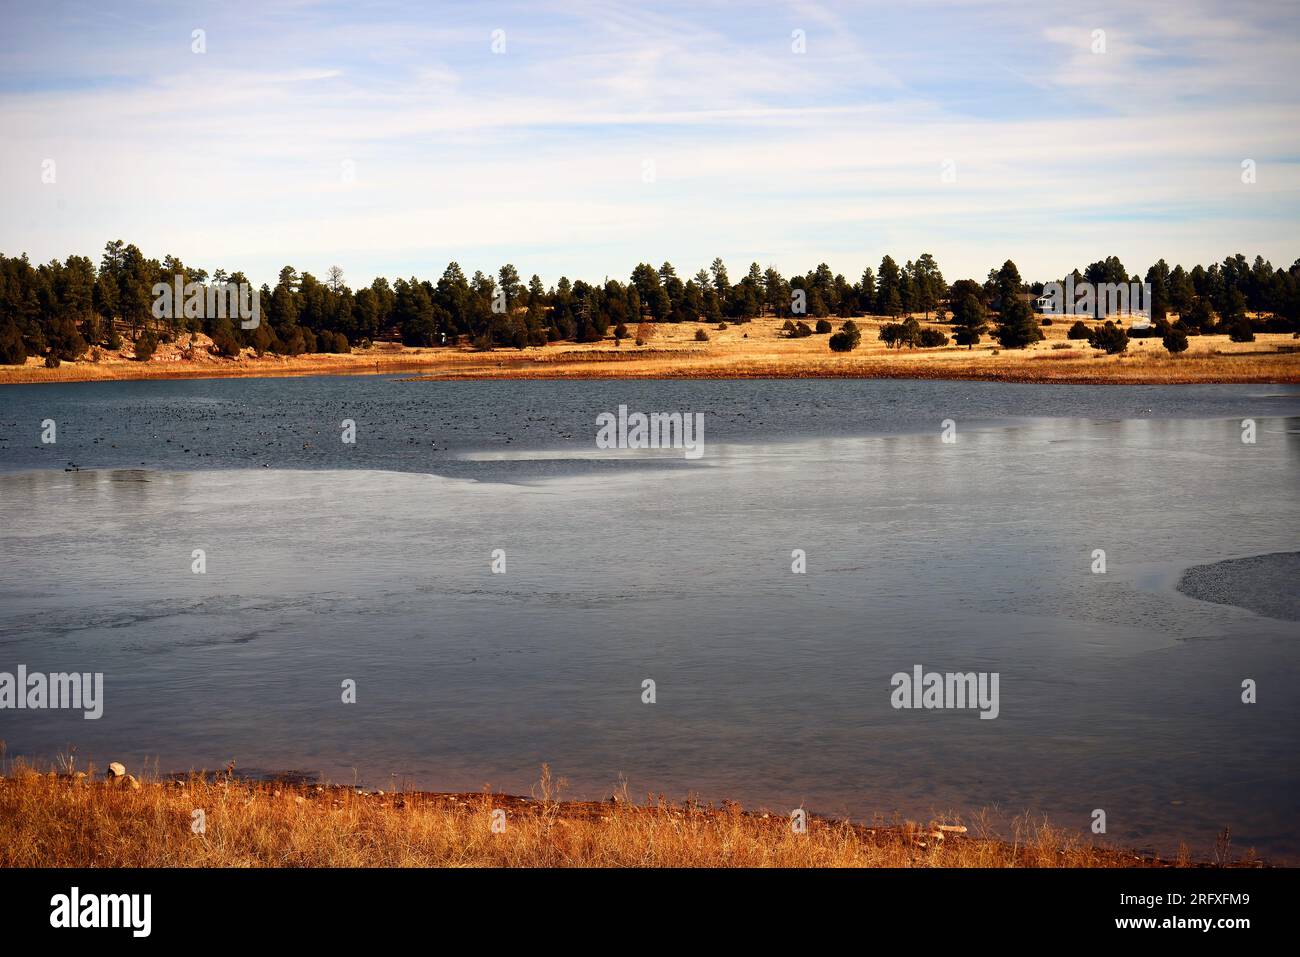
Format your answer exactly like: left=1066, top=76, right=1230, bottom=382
left=2, top=0, right=1298, bottom=287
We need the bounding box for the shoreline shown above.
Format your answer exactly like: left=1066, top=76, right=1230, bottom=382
left=0, top=765, right=1262, bottom=868
left=3, top=317, right=1298, bottom=387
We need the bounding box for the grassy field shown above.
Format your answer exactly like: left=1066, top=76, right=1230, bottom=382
left=0, top=763, right=1260, bottom=868
left=2, top=314, right=1296, bottom=385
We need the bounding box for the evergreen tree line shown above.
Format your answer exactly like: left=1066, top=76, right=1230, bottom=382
left=1, top=241, right=1296, bottom=365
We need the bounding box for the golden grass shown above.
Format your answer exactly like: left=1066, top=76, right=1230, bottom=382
left=2, top=317, right=1295, bottom=385
left=0, top=764, right=1253, bottom=868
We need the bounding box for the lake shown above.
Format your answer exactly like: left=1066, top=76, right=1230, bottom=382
left=1, top=377, right=1298, bottom=860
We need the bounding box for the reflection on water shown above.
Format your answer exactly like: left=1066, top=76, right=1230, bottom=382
left=1, top=413, right=1298, bottom=861
left=3, top=375, right=1299, bottom=476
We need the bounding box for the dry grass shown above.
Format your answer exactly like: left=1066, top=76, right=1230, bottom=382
left=0, top=763, right=1253, bottom=868
left=2, top=316, right=1296, bottom=385
left=414, top=316, right=1298, bottom=384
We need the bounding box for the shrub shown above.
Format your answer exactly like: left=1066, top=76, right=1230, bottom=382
left=1228, top=321, right=1255, bottom=343
left=46, top=316, right=87, bottom=361
left=278, top=326, right=306, bottom=355
left=880, top=317, right=921, bottom=349
left=918, top=328, right=949, bottom=348
left=0, top=322, right=26, bottom=365
left=134, top=331, right=157, bottom=361
left=209, top=319, right=242, bottom=358
left=717, top=322, right=728, bottom=330
left=1040, top=316, right=1053, bottom=325
left=1163, top=329, right=1189, bottom=354
left=1067, top=320, right=1090, bottom=340
left=251, top=323, right=276, bottom=356
left=815, top=318, right=832, bottom=334
left=1051, top=342, right=1072, bottom=350
left=829, top=321, right=862, bottom=353
left=695, top=328, right=709, bottom=341
left=505, top=323, right=528, bottom=350
left=1184, top=298, right=1215, bottom=332
left=613, top=323, right=628, bottom=341
left=314, top=331, right=350, bottom=354
left=211, top=332, right=241, bottom=357
left=44, top=354, right=61, bottom=368
left=1088, top=321, right=1128, bottom=354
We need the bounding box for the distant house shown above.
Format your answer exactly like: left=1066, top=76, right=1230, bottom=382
left=1016, top=292, right=1054, bottom=314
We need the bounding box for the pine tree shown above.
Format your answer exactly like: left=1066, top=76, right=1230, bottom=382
left=951, top=292, right=988, bottom=349
left=992, top=260, right=1042, bottom=348
left=876, top=256, right=902, bottom=316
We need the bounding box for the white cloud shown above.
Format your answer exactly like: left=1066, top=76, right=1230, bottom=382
left=0, top=0, right=1296, bottom=284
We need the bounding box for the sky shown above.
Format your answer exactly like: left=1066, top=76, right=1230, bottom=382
left=1, top=0, right=1298, bottom=288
